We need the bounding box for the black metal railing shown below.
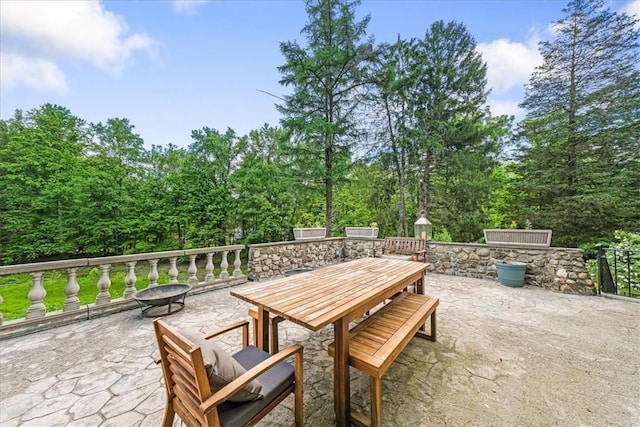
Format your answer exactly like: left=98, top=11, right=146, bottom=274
left=596, top=244, right=640, bottom=298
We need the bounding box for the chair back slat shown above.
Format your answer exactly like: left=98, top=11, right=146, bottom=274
left=174, top=398, right=203, bottom=427
left=169, top=366, right=201, bottom=404
left=166, top=347, right=200, bottom=391
left=154, top=320, right=218, bottom=426
left=174, top=383, right=206, bottom=425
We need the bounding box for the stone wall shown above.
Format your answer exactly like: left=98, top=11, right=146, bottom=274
left=247, top=238, right=346, bottom=281
left=248, top=238, right=595, bottom=294
left=424, top=242, right=595, bottom=294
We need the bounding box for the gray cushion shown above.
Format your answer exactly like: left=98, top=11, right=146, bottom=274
left=218, top=345, right=295, bottom=426
left=179, top=329, right=263, bottom=402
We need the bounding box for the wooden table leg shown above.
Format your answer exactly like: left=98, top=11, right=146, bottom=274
left=334, top=317, right=350, bottom=427
left=258, top=306, right=270, bottom=353
left=416, top=275, right=427, bottom=332
left=416, top=275, right=424, bottom=295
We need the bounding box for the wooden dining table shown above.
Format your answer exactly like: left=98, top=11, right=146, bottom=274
left=230, top=257, right=428, bottom=426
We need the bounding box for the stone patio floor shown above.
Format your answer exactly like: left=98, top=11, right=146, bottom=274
left=1, top=272, right=639, bottom=426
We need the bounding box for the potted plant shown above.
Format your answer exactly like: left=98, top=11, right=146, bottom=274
left=345, top=222, right=379, bottom=238
left=495, top=260, right=527, bottom=287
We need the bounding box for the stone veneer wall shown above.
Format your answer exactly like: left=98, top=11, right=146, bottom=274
left=247, top=238, right=346, bottom=281
left=423, top=242, right=595, bottom=294
left=248, top=238, right=595, bottom=294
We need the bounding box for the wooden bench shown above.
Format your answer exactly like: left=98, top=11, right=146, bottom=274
left=327, top=292, right=438, bottom=427
left=377, top=237, right=427, bottom=262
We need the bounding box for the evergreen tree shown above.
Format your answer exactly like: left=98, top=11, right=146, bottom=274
left=277, top=0, right=374, bottom=236
left=517, top=0, right=640, bottom=247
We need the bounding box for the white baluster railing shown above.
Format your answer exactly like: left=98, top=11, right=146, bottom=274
left=0, top=245, right=246, bottom=338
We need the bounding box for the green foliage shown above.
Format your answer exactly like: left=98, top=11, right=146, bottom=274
left=2, top=1, right=636, bottom=267
left=432, top=227, right=452, bottom=242
left=277, top=0, right=375, bottom=236
left=587, top=230, right=640, bottom=297
left=515, top=0, right=640, bottom=247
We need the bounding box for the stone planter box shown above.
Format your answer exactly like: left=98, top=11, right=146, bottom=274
left=293, top=227, right=326, bottom=240
left=484, top=229, right=552, bottom=248
left=345, top=227, right=379, bottom=238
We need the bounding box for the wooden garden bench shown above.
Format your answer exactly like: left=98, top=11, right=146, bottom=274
left=377, top=237, right=427, bottom=262
left=327, top=292, right=439, bottom=427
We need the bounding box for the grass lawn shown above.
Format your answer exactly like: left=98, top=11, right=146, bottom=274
left=0, top=261, right=245, bottom=321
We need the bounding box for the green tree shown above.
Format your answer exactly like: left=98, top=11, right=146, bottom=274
left=516, top=0, right=640, bottom=247
left=367, top=38, right=415, bottom=236
left=231, top=125, right=298, bottom=243
left=277, top=0, right=374, bottom=236
left=183, top=127, right=245, bottom=246
left=408, top=21, right=492, bottom=222
left=0, top=105, right=87, bottom=263
left=68, top=118, right=147, bottom=255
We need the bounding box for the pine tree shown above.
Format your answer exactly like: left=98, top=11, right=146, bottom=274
left=517, top=0, right=640, bottom=247
left=277, top=0, right=373, bottom=236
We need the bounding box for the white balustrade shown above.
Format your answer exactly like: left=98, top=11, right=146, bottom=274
left=168, top=257, right=179, bottom=284
left=188, top=255, right=198, bottom=286
left=26, top=272, right=46, bottom=319
left=220, top=251, right=230, bottom=279
left=0, top=245, right=246, bottom=334
left=96, top=265, right=112, bottom=305
left=148, top=259, right=159, bottom=287
left=233, top=249, right=243, bottom=277
left=205, top=253, right=215, bottom=282
left=124, top=262, right=137, bottom=299
left=64, top=268, right=80, bottom=311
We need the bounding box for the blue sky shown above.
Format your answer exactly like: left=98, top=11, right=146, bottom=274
left=1, top=0, right=639, bottom=148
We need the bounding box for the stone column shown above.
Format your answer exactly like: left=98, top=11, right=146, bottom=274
left=233, top=249, right=243, bottom=277
left=124, top=262, right=137, bottom=299
left=26, top=271, right=46, bottom=319
left=148, top=259, right=159, bottom=287
left=220, top=251, right=230, bottom=279
left=95, top=265, right=111, bottom=305
left=188, top=255, right=199, bottom=286
left=63, top=267, right=80, bottom=311
left=168, top=257, right=179, bottom=284
left=205, top=253, right=215, bottom=283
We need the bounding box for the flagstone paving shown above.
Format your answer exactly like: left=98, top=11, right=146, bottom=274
left=1, top=273, right=639, bottom=426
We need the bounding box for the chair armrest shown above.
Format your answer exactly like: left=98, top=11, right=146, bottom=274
left=202, top=320, right=249, bottom=348
left=200, top=344, right=304, bottom=413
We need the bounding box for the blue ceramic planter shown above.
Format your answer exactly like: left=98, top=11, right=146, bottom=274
left=495, top=260, right=527, bottom=287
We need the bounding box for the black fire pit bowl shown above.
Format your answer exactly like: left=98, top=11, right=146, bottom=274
left=132, top=283, right=192, bottom=317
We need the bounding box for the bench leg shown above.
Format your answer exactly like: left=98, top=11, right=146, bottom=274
left=371, top=376, right=382, bottom=427
left=252, top=317, right=281, bottom=354
left=416, top=311, right=437, bottom=341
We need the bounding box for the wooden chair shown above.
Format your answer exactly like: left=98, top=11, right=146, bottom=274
left=248, top=307, right=285, bottom=354
left=153, top=318, right=303, bottom=427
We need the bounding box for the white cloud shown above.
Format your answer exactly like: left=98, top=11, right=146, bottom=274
left=0, top=52, right=68, bottom=92
left=486, top=98, right=522, bottom=118
left=172, top=0, right=210, bottom=15
left=623, top=0, right=640, bottom=28
left=0, top=0, right=155, bottom=90
left=477, top=31, right=542, bottom=94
